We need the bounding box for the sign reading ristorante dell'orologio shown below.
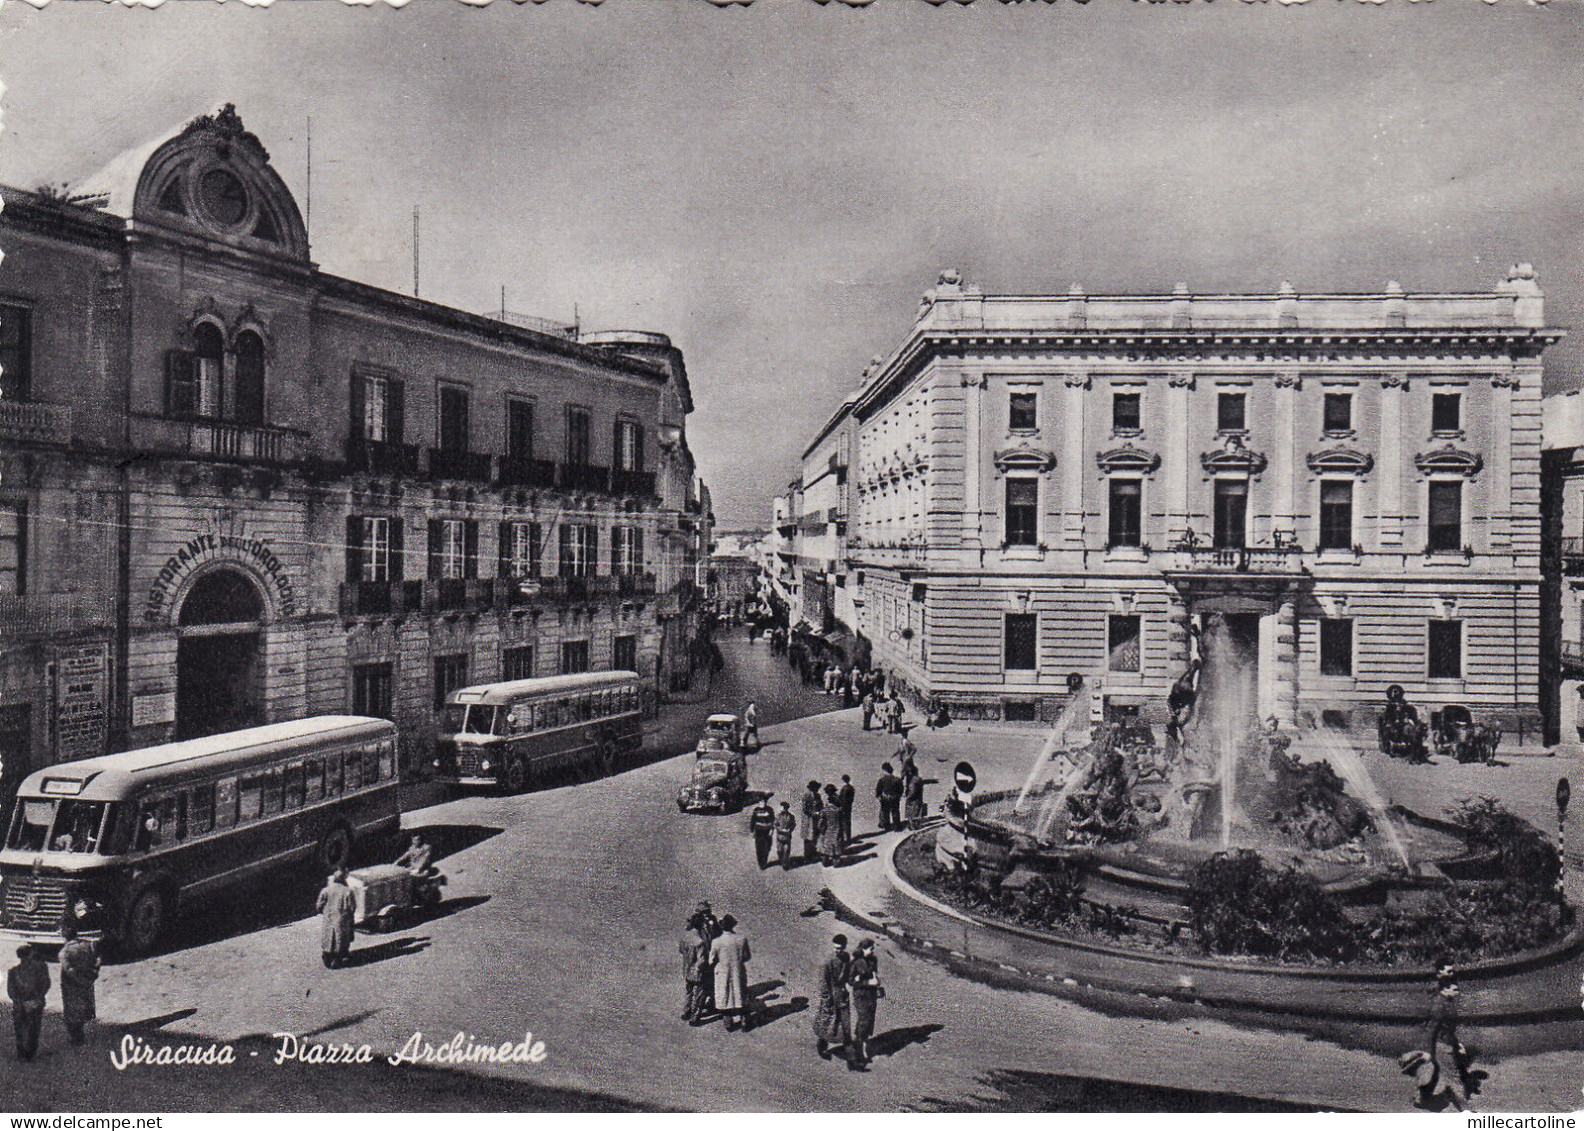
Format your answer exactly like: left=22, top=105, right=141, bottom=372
left=144, top=529, right=299, bottom=621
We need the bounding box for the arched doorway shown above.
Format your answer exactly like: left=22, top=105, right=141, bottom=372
left=175, top=568, right=265, bottom=739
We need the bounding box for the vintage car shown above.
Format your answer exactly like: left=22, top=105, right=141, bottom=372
left=347, top=864, right=445, bottom=933
left=1431, top=705, right=1502, bottom=765
left=677, top=748, right=749, bottom=813
left=697, top=714, right=743, bottom=753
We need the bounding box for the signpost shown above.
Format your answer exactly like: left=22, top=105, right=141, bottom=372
left=1558, top=777, right=1571, bottom=902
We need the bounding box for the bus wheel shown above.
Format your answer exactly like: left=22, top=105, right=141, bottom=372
left=319, top=826, right=353, bottom=875
left=502, top=757, right=527, bottom=794
left=122, top=888, right=165, bottom=956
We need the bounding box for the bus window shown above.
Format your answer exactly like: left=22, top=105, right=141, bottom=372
left=283, top=764, right=306, bottom=810
left=52, top=800, right=106, bottom=853
left=326, top=752, right=343, bottom=797
left=215, top=777, right=238, bottom=829
left=344, top=749, right=363, bottom=792
left=101, top=805, right=134, bottom=855
left=464, top=706, right=498, bottom=735
left=362, top=746, right=380, bottom=785
left=440, top=703, right=468, bottom=734
left=260, top=769, right=284, bottom=817
left=535, top=702, right=552, bottom=729
left=189, top=785, right=216, bottom=836
left=556, top=699, right=571, bottom=726
left=579, top=695, right=592, bottom=722
left=506, top=704, right=531, bottom=734
left=305, top=759, right=324, bottom=802
left=378, top=742, right=395, bottom=781
left=9, top=799, right=53, bottom=852
left=596, top=691, right=609, bottom=718
left=238, top=775, right=264, bottom=822
left=137, top=795, right=184, bottom=850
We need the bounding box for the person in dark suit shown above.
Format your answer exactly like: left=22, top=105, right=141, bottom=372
left=875, top=764, right=903, bottom=831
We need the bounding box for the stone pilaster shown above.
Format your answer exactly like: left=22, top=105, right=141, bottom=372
left=1379, top=374, right=1405, bottom=546
left=1167, top=372, right=1193, bottom=540
left=1063, top=373, right=1088, bottom=546
left=1272, top=373, right=1299, bottom=540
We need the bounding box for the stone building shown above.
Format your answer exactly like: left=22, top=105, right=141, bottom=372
left=0, top=105, right=705, bottom=788
left=794, top=396, right=856, bottom=634
left=844, top=269, right=1556, bottom=731
left=1541, top=389, right=1584, bottom=744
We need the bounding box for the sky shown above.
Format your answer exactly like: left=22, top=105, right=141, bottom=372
left=1, top=0, right=1580, bottom=529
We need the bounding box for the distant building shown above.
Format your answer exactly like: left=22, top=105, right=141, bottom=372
left=1541, top=390, right=1584, bottom=743
left=835, top=268, right=1556, bottom=730
left=0, top=105, right=707, bottom=788
left=794, top=397, right=856, bottom=634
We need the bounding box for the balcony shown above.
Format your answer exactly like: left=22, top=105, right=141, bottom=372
left=1562, top=639, right=1584, bottom=674
left=345, top=435, right=421, bottom=476
left=427, top=448, right=493, bottom=483
left=497, top=456, right=558, bottom=489
left=618, top=572, right=657, bottom=597
left=337, top=579, right=424, bottom=618
left=610, top=469, right=657, bottom=498
left=131, top=415, right=308, bottom=465
left=0, top=399, right=71, bottom=446
left=422, top=578, right=494, bottom=614
left=1164, top=544, right=1305, bottom=576
left=559, top=463, right=609, bottom=493
left=0, top=591, right=102, bottom=637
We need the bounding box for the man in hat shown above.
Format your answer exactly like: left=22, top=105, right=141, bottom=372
left=7, top=944, right=48, bottom=1061
left=679, top=913, right=711, bottom=1023
left=774, top=801, right=797, bottom=870
left=846, top=937, right=883, bottom=1069
left=58, top=921, right=100, bottom=1047
left=813, top=934, right=851, bottom=1061
left=693, top=901, right=719, bottom=1016
left=875, top=763, right=903, bottom=832
left=800, top=781, right=824, bottom=864
left=315, top=867, right=357, bottom=969
left=837, top=775, right=856, bottom=846
left=748, top=796, right=776, bottom=870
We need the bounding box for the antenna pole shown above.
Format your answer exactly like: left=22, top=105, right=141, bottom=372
left=412, top=206, right=420, bottom=298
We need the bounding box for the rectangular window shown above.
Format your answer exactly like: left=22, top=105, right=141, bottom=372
left=613, top=635, right=637, bottom=672
left=560, top=640, right=590, bottom=674
left=1005, top=478, right=1038, bottom=546
left=1107, top=615, right=1141, bottom=673
left=259, top=769, right=283, bottom=817
left=1213, top=480, right=1248, bottom=550
left=1004, top=613, right=1037, bottom=670
left=362, top=374, right=388, bottom=442
left=502, top=521, right=540, bottom=580
left=343, top=750, right=363, bottom=792
left=1427, top=481, right=1462, bottom=553
left=558, top=524, right=596, bottom=578
left=352, top=662, right=393, bottom=720
left=189, top=784, right=216, bottom=836
left=1217, top=391, right=1246, bottom=432
left=0, top=502, right=24, bottom=595
left=439, top=385, right=470, bottom=452
left=0, top=304, right=31, bottom=402
left=361, top=517, right=390, bottom=582
left=615, top=419, right=644, bottom=471
left=353, top=373, right=403, bottom=445
left=428, top=518, right=476, bottom=580
left=1318, top=480, right=1353, bottom=551
left=1319, top=618, right=1353, bottom=677
left=566, top=407, right=591, bottom=466
left=1323, top=392, right=1352, bottom=434
left=325, top=754, right=343, bottom=797
left=283, top=764, right=306, bottom=810
left=503, top=645, right=535, bottom=682
left=238, top=775, right=264, bottom=822
left=305, top=759, right=324, bottom=803
left=214, top=777, right=237, bottom=829
left=434, top=654, right=468, bottom=714
left=1112, top=392, right=1141, bottom=432
left=1009, top=392, right=1038, bottom=432
left=1428, top=619, right=1463, bottom=679
left=507, top=398, right=534, bottom=462
left=1108, top=479, right=1142, bottom=548
left=1431, top=392, right=1461, bottom=435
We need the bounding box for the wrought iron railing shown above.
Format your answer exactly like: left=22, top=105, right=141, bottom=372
left=0, top=399, right=71, bottom=445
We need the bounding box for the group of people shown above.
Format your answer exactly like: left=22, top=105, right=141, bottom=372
left=679, top=901, right=754, bottom=1031
left=874, top=742, right=927, bottom=831
left=799, top=777, right=858, bottom=867
left=860, top=688, right=907, bottom=734
left=7, top=921, right=99, bottom=1060
left=813, top=933, right=884, bottom=1069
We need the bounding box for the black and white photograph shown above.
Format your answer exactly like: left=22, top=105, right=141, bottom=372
left=0, top=0, right=1580, bottom=1116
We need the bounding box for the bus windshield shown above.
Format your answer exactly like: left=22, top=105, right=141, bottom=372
left=5, top=799, right=115, bottom=854
left=441, top=704, right=502, bottom=736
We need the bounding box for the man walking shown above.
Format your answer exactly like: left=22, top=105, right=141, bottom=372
left=837, top=775, right=856, bottom=846
left=7, top=945, right=48, bottom=1061
left=860, top=690, right=875, bottom=732
left=316, top=867, right=357, bottom=969
left=58, top=921, right=100, bottom=1047
left=710, top=915, right=753, bottom=1032
left=813, top=934, right=851, bottom=1061
left=875, top=763, right=903, bottom=831
left=680, top=913, right=711, bottom=1023
left=774, top=801, right=797, bottom=870
left=749, top=796, right=776, bottom=870
left=818, top=785, right=844, bottom=866
left=742, top=702, right=760, bottom=752
left=800, top=780, right=823, bottom=864
left=846, top=938, right=883, bottom=1069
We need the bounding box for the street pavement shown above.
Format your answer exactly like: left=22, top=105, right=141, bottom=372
left=5, top=629, right=1581, bottom=1112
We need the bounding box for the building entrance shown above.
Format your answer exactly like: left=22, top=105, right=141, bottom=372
left=175, top=569, right=265, bottom=739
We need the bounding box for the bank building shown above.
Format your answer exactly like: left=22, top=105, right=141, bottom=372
left=0, top=105, right=712, bottom=792
left=840, top=269, right=1556, bottom=733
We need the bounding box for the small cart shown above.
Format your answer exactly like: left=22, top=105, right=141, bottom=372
left=348, top=864, right=444, bottom=933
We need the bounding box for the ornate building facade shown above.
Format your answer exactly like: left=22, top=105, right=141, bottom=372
left=845, top=269, right=1556, bottom=730
left=0, top=106, right=706, bottom=791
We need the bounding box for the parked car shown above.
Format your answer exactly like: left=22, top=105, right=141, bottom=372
left=698, top=714, right=743, bottom=753
left=678, top=748, right=749, bottom=813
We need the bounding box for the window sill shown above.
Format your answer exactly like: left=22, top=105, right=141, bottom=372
left=1001, top=545, right=1045, bottom=561
left=1104, top=546, right=1150, bottom=563
left=1422, top=552, right=1471, bottom=567
left=1321, top=430, right=1356, bottom=442
left=1426, top=677, right=1467, bottom=690
left=1007, top=427, right=1040, bottom=437
left=1111, top=428, right=1144, bottom=440
left=1316, top=548, right=1360, bottom=563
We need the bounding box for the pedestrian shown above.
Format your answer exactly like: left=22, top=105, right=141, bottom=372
left=709, top=915, right=753, bottom=1031
left=801, top=780, right=823, bottom=864
left=898, top=733, right=918, bottom=772
left=774, top=801, right=797, bottom=870
left=819, top=786, right=844, bottom=865
left=837, top=774, right=856, bottom=845
left=7, top=945, right=48, bottom=1062
left=903, top=771, right=926, bottom=828
left=888, top=693, right=906, bottom=735
left=860, top=691, right=875, bottom=732
left=846, top=938, right=883, bottom=1069
left=316, top=867, right=357, bottom=968
left=680, top=914, right=711, bottom=1023
left=875, top=763, right=903, bottom=831
left=58, top=921, right=100, bottom=1047
left=742, top=702, right=760, bottom=751
left=749, top=796, right=776, bottom=870
left=813, top=934, right=851, bottom=1061
left=1402, top=964, right=1475, bottom=1111
left=693, top=901, right=719, bottom=1016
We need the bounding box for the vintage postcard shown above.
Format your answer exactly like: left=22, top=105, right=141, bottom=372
left=0, top=0, right=1579, bottom=1118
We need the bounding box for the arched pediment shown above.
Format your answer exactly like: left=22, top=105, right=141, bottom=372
left=1413, top=445, right=1483, bottom=478
left=1200, top=445, right=1268, bottom=476
left=1096, top=443, right=1161, bottom=475
left=1305, top=447, right=1374, bottom=476
left=993, top=443, right=1057, bottom=473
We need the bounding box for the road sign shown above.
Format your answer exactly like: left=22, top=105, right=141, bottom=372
left=954, top=761, right=977, bottom=794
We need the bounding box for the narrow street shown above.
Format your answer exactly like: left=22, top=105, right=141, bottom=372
left=6, top=630, right=1579, bottom=1112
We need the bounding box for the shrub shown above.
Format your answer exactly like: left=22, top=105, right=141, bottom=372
left=1187, top=848, right=1355, bottom=962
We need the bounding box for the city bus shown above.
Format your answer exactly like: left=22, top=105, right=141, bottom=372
left=0, top=716, right=401, bottom=955
left=432, top=670, right=644, bottom=792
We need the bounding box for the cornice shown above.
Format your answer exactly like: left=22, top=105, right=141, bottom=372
left=1413, top=445, right=1484, bottom=478
left=1305, top=447, right=1375, bottom=476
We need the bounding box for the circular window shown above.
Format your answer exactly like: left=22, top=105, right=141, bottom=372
left=199, top=168, right=248, bottom=226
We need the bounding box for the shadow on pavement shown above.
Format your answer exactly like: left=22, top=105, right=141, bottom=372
left=400, top=893, right=490, bottom=929
left=915, top=1068, right=1345, bottom=1113
left=754, top=994, right=809, bottom=1029
left=125, top=1007, right=198, bottom=1031
left=342, top=935, right=430, bottom=967
left=868, top=1023, right=943, bottom=1060
left=402, top=824, right=505, bottom=864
